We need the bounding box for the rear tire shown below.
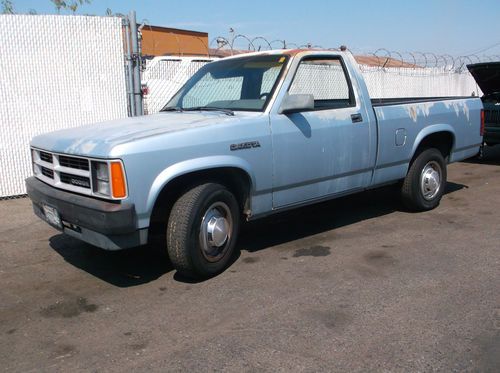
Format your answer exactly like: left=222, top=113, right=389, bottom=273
left=401, top=148, right=447, bottom=211
left=166, top=183, right=240, bottom=279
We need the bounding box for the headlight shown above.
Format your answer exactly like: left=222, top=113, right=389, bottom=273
left=92, top=161, right=110, bottom=196
left=96, top=179, right=111, bottom=196
left=91, top=160, right=127, bottom=199
left=95, top=162, right=109, bottom=181
left=31, top=149, right=39, bottom=176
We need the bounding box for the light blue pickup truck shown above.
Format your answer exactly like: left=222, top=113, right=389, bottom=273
left=26, top=50, right=483, bottom=278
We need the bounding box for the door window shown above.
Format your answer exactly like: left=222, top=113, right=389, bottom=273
left=289, top=57, right=355, bottom=110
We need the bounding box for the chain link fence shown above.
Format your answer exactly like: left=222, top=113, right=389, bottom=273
left=142, top=56, right=213, bottom=114
left=141, top=51, right=484, bottom=115
left=140, top=31, right=495, bottom=113
left=0, top=21, right=494, bottom=198
left=0, top=15, right=128, bottom=198
left=360, top=66, right=480, bottom=98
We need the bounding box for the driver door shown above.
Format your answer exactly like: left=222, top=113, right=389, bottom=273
left=270, top=56, right=374, bottom=208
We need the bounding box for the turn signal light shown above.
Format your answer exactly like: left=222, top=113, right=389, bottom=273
left=110, top=162, right=127, bottom=198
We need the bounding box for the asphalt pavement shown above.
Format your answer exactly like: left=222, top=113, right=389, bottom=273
left=1, top=148, right=500, bottom=372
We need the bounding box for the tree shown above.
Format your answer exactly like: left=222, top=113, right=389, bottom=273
left=50, top=0, right=91, bottom=14
left=1, top=0, right=14, bottom=14
left=2, top=0, right=92, bottom=15
left=105, top=7, right=125, bottom=18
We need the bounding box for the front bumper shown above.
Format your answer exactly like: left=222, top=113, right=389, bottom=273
left=26, top=177, right=146, bottom=250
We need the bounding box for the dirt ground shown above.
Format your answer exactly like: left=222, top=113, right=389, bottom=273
left=1, top=148, right=500, bottom=372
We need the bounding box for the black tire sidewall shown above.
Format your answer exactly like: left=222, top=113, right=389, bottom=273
left=185, top=184, right=240, bottom=277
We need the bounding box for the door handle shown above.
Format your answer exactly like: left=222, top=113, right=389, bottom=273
left=351, top=113, right=363, bottom=123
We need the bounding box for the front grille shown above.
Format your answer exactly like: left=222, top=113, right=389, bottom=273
left=59, top=155, right=89, bottom=171
left=31, top=148, right=124, bottom=199
left=39, top=151, right=53, bottom=163
left=41, top=167, right=54, bottom=179
left=59, top=173, right=91, bottom=189
left=33, top=148, right=93, bottom=195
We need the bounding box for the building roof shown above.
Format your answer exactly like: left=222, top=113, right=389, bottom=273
left=140, top=24, right=208, bottom=37
left=355, top=55, right=417, bottom=68
left=141, top=25, right=416, bottom=68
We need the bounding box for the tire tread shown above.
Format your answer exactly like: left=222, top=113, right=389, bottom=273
left=166, top=184, right=208, bottom=275
left=166, top=182, right=239, bottom=278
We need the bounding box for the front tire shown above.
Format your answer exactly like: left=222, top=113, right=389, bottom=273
left=401, top=148, right=447, bottom=211
left=166, top=183, right=240, bottom=279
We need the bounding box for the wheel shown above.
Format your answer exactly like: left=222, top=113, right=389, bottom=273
left=166, top=183, right=240, bottom=279
left=401, top=148, right=447, bottom=211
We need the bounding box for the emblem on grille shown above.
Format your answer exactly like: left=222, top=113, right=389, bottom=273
left=70, top=178, right=90, bottom=188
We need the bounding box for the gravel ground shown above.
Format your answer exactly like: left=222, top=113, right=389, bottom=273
left=1, top=148, right=499, bottom=372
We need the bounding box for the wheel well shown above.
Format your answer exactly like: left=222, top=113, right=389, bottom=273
left=414, top=131, right=454, bottom=160
left=148, top=167, right=252, bottom=243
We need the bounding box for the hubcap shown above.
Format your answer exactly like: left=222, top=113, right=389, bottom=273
left=420, top=161, right=442, bottom=200
left=199, top=202, right=233, bottom=262
left=207, top=215, right=229, bottom=247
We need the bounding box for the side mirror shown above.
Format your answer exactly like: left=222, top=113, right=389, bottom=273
left=278, top=93, right=314, bottom=114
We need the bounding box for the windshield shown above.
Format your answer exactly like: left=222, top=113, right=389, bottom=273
left=163, top=54, right=288, bottom=112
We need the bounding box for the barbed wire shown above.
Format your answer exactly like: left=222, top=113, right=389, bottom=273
left=149, top=28, right=500, bottom=71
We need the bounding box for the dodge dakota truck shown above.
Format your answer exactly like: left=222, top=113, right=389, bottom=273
left=26, top=50, right=483, bottom=278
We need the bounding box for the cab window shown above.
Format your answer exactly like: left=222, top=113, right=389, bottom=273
left=289, top=57, right=355, bottom=110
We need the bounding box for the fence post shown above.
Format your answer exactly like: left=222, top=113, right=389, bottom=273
left=129, top=11, right=143, bottom=116
left=123, top=17, right=136, bottom=117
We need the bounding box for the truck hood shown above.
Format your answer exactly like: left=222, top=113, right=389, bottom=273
left=31, top=111, right=259, bottom=157
left=467, top=62, right=500, bottom=97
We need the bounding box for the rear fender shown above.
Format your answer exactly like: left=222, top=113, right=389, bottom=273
left=410, top=124, right=456, bottom=162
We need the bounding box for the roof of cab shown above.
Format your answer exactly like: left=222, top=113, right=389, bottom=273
left=210, top=49, right=418, bottom=68
left=220, top=48, right=344, bottom=60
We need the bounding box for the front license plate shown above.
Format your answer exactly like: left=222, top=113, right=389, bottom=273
left=43, top=204, right=62, bottom=229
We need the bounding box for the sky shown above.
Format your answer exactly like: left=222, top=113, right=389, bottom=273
left=8, top=0, right=500, bottom=57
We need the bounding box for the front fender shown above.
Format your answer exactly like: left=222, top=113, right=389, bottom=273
left=411, top=124, right=456, bottom=160
left=145, top=155, right=256, bottom=216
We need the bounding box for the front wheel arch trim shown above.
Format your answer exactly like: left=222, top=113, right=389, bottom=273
left=146, top=156, right=256, bottom=222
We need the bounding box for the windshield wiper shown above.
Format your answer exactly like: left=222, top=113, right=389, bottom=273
left=161, top=106, right=183, bottom=112
left=184, top=106, right=235, bottom=116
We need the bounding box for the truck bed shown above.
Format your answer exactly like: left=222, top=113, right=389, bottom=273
left=370, top=95, right=483, bottom=187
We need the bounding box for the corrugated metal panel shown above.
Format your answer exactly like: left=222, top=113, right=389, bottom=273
left=0, top=15, right=127, bottom=197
